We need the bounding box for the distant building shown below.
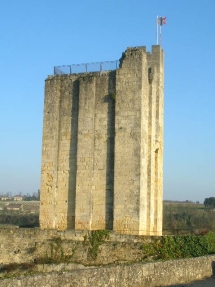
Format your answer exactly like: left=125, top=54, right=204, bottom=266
left=13, top=196, right=23, bottom=201
left=6, top=204, right=23, bottom=211
left=1, top=197, right=12, bottom=201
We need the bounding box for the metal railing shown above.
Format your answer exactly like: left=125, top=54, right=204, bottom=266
left=54, top=60, right=119, bottom=75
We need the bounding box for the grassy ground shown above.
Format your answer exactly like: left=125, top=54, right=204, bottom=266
left=163, top=201, right=215, bottom=235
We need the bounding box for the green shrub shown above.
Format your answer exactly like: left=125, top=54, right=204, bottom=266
left=143, top=231, right=215, bottom=261
left=85, top=230, right=110, bottom=260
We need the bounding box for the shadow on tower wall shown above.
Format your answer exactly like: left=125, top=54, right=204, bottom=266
left=103, top=71, right=116, bottom=230
left=67, top=79, right=79, bottom=229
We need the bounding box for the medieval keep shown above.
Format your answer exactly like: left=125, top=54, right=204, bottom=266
left=40, top=45, right=164, bottom=235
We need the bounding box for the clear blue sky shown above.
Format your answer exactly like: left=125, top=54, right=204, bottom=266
left=0, top=0, right=215, bottom=203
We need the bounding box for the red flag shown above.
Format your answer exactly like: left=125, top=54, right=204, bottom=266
left=158, top=17, right=166, bottom=26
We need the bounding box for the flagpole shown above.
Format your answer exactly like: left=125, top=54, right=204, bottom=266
left=160, top=24, right=162, bottom=47
left=156, top=16, right=158, bottom=45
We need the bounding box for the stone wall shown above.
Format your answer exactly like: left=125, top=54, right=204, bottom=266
left=75, top=71, right=116, bottom=231
left=40, top=45, right=164, bottom=235
left=40, top=71, right=116, bottom=231
left=40, top=74, right=79, bottom=230
left=0, top=255, right=215, bottom=287
left=1, top=228, right=215, bottom=286
left=113, top=46, right=164, bottom=235
left=0, top=228, right=152, bottom=265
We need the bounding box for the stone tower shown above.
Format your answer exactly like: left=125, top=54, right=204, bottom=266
left=40, top=45, right=164, bottom=236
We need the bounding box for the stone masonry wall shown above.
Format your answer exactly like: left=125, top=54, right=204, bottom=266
left=0, top=228, right=214, bottom=287
left=1, top=253, right=215, bottom=286
left=0, top=228, right=152, bottom=265
left=114, top=47, right=149, bottom=235
left=146, top=46, right=164, bottom=235
left=40, top=72, right=115, bottom=231
left=75, top=71, right=116, bottom=230
left=0, top=228, right=157, bottom=266
left=40, top=75, right=80, bottom=230
left=113, top=46, right=164, bottom=235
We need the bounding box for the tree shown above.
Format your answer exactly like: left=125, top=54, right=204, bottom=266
left=204, top=197, right=215, bottom=209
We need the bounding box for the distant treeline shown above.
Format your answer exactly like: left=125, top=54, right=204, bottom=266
left=0, top=214, right=39, bottom=227
left=163, top=200, right=200, bottom=204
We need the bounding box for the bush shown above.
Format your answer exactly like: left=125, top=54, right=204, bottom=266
left=143, top=231, right=215, bottom=261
